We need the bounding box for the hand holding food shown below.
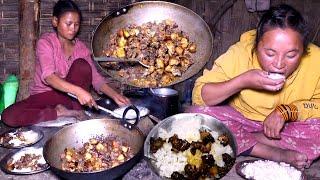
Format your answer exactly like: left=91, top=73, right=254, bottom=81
left=240, top=69, right=285, bottom=91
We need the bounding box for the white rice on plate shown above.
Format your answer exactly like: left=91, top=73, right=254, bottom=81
left=157, top=117, right=201, bottom=143
left=242, top=160, right=302, bottom=180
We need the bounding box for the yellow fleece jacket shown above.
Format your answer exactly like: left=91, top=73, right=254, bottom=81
left=192, top=30, right=320, bottom=121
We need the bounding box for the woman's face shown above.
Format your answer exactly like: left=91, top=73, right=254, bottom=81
left=257, top=28, right=304, bottom=78
left=52, top=11, right=80, bottom=41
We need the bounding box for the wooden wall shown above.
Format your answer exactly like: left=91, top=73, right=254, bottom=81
left=0, top=0, right=319, bottom=101
left=0, top=1, right=19, bottom=80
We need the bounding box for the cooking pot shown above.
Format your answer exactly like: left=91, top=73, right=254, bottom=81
left=91, top=1, right=213, bottom=88
left=149, top=88, right=180, bottom=119
left=43, top=118, right=144, bottom=180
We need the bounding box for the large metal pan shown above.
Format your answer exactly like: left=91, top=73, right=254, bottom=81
left=43, top=118, right=144, bottom=180
left=91, top=1, right=213, bottom=87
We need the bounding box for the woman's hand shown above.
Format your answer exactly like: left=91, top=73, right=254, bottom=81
left=74, top=88, right=97, bottom=108
left=263, top=109, right=286, bottom=139
left=112, top=93, right=131, bottom=107
left=99, top=83, right=131, bottom=107
left=240, top=69, right=285, bottom=91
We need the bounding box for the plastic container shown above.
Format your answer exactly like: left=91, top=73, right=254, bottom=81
left=3, top=75, right=19, bottom=109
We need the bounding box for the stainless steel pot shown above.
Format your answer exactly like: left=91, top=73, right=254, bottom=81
left=149, top=88, right=180, bottom=119
left=91, top=1, right=213, bottom=88
left=43, top=118, right=144, bottom=180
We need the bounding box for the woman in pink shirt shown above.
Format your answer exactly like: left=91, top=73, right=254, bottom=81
left=2, top=0, right=130, bottom=127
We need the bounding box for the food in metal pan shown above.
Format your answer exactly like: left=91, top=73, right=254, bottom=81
left=60, top=137, right=133, bottom=172
left=0, top=128, right=40, bottom=147
left=100, top=19, right=197, bottom=87
left=149, top=126, right=235, bottom=179
left=6, top=147, right=48, bottom=173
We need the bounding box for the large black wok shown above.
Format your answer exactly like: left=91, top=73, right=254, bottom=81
left=91, top=1, right=213, bottom=87
left=43, top=118, right=144, bottom=180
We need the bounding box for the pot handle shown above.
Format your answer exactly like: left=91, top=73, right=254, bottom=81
left=121, top=105, right=140, bottom=130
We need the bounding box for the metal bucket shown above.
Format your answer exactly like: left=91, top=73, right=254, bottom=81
left=149, top=88, right=180, bottom=120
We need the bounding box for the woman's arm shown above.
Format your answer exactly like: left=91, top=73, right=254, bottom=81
left=45, top=73, right=96, bottom=107
left=45, top=73, right=79, bottom=93
left=99, top=83, right=130, bottom=106
left=200, top=69, right=285, bottom=106
left=201, top=75, right=244, bottom=105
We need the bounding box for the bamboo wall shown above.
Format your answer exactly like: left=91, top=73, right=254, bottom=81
left=0, top=0, right=319, bottom=101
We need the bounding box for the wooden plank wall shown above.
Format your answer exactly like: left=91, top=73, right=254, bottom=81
left=0, top=0, right=319, bottom=102
left=0, top=1, right=19, bottom=81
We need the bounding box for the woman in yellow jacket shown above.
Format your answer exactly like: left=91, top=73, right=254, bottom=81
left=190, top=4, right=320, bottom=169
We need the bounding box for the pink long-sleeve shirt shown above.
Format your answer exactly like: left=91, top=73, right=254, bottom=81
left=29, top=32, right=106, bottom=95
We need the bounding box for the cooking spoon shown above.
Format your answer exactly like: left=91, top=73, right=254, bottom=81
left=93, top=56, right=150, bottom=68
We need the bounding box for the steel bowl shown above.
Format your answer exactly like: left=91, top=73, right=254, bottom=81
left=144, top=113, right=237, bottom=179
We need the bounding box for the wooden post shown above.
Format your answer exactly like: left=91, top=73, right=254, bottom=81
left=19, top=0, right=40, bottom=100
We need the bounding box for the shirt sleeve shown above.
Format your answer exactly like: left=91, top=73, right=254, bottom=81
left=292, top=78, right=320, bottom=120
left=36, top=37, right=56, bottom=85
left=192, top=44, right=243, bottom=105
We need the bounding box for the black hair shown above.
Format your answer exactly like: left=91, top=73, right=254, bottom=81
left=53, top=0, right=82, bottom=21
left=254, top=4, right=309, bottom=55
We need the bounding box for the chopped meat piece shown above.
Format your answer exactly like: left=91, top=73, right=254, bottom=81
left=218, top=134, right=230, bottom=146
left=150, top=137, right=166, bottom=153
left=60, top=137, right=133, bottom=172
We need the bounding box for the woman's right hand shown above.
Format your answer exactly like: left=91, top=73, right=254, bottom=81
left=240, top=69, right=285, bottom=91
left=74, top=88, right=97, bottom=108
left=263, top=109, right=286, bottom=139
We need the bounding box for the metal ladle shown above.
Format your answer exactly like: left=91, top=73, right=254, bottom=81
left=94, top=56, right=150, bottom=68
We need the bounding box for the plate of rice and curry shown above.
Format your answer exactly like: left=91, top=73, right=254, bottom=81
left=0, top=147, right=49, bottom=175
left=0, top=127, right=43, bottom=149
left=144, top=113, right=237, bottom=179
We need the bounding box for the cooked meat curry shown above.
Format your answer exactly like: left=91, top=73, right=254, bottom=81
left=100, top=19, right=197, bottom=87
